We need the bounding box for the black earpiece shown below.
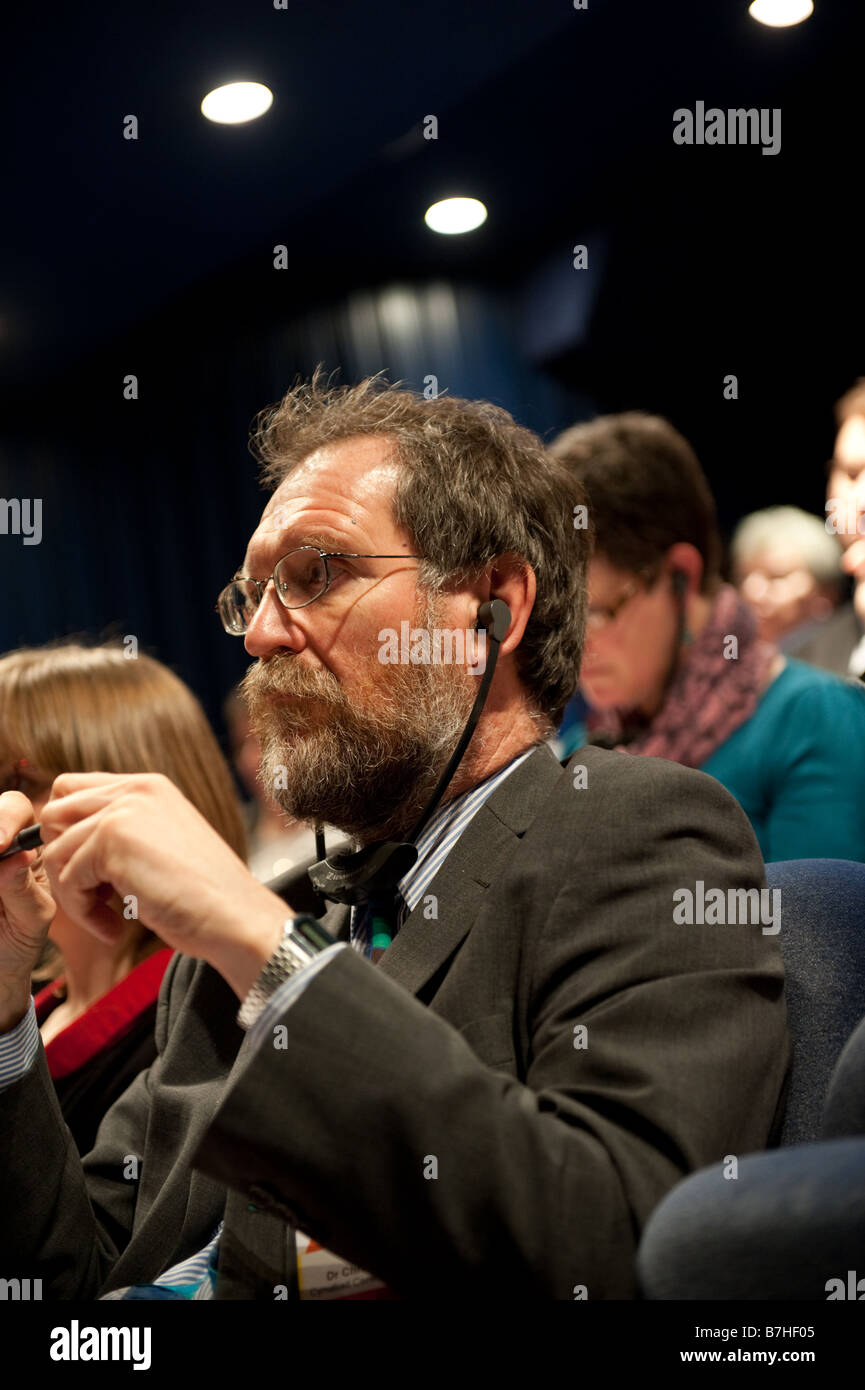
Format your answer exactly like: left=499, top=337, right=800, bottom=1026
left=671, top=570, right=688, bottom=599
left=476, top=598, right=512, bottom=643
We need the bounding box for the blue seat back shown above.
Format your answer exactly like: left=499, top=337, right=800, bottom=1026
left=766, top=859, right=865, bottom=1145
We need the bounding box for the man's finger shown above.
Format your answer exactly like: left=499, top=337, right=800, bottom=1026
left=40, top=787, right=131, bottom=838
left=47, top=771, right=132, bottom=801
left=53, top=834, right=127, bottom=944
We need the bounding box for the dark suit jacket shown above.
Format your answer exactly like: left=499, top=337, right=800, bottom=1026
left=40, top=1006, right=160, bottom=1160
left=0, top=744, right=791, bottom=1299
left=34, top=949, right=173, bottom=1157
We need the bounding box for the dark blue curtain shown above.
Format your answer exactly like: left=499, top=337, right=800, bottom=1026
left=0, top=278, right=591, bottom=744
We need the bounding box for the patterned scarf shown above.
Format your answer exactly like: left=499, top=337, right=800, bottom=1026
left=585, top=584, right=778, bottom=768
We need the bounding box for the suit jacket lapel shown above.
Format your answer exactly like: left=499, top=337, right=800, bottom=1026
left=263, top=743, right=564, bottom=998
left=377, top=743, right=563, bottom=997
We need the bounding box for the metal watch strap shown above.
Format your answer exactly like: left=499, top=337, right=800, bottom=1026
left=236, top=915, right=328, bottom=1031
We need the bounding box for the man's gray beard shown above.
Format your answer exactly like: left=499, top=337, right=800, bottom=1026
left=239, top=598, right=478, bottom=843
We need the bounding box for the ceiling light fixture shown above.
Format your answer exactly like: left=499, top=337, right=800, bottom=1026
left=201, top=81, right=273, bottom=125
left=424, top=197, right=488, bottom=235
left=748, top=0, right=814, bottom=27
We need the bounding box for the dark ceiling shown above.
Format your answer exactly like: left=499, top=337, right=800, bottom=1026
left=1, top=0, right=576, bottom=391
left=3, top=0, right=861, bottom=406
left=1, top=0, right=863, bottom=728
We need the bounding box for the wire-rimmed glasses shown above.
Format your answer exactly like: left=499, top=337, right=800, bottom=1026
left=216, top=545, right=422, bottom=635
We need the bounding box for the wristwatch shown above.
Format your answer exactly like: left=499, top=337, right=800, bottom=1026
left=236, top=914, right=337, bottom=1031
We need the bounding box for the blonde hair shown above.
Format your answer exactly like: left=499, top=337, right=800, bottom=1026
left=0, top=641, right=248, bottom=981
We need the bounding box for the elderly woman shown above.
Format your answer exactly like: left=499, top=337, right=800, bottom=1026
left=550, top=412, right=865, bottom=864
left=0, top=642, right=248, bottom=1153
left=730, top=505, right=845, bottom=650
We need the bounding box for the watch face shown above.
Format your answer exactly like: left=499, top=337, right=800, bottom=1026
left=293, top=915, right=337, bottom=953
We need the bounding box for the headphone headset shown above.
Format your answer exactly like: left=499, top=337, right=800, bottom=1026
left=476, top=597, right=512, bottom=642
left=671, top=568, right=694, bottom=656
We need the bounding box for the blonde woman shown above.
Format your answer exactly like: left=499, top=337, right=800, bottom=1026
left=0, top=642, right=247, bottom=1153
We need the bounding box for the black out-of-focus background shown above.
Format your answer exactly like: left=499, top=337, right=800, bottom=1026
left=0, top=0, right=861, bottom=736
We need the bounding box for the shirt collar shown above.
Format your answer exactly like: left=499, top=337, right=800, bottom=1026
left=397, top=745, right=538, bottom=913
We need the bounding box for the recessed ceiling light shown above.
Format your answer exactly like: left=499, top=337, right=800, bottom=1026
left=201, top=81, right=273, bottom=125
left=748, top=0, right=814, bottom=27
left=424, top=197, right=488, bottom=235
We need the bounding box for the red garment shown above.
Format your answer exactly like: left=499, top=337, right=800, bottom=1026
left=34, top=948, right=173, bottom=1080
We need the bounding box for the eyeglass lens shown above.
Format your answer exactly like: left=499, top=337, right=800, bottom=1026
left=219, top=549, right=330, bottom=633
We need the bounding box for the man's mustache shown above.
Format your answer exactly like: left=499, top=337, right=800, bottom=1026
left=240, top=659, right=345, bottom=710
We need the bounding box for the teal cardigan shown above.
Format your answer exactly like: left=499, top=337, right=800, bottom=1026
left=558, top=660, right=865, bottom=864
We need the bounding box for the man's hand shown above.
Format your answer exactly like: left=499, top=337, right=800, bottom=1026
left=0, top=791, right=57, bottom=1030
left=40, top=773, right=289, bottom=1001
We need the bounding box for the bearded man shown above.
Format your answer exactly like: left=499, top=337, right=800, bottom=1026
left=0, top=374, right=790, bottom=1300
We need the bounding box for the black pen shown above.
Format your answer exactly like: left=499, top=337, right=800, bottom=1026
left=0, top=824, right=43, bottom=860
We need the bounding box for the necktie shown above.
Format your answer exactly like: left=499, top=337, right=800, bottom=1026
left=353, top=891, right=404, bottom=964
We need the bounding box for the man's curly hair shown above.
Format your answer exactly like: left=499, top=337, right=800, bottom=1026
left=250, top=369, right=591, bottom=727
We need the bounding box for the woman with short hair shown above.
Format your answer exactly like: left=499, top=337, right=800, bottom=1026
left=550, top=412, right=865, bottom=864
